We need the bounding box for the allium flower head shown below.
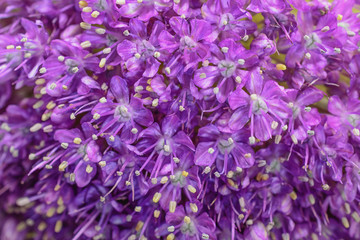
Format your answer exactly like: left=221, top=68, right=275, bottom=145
left=1, top=0, right=360, bottom=239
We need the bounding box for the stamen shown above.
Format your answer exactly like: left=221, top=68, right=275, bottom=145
left=203, top=166, right=211, bottom=174
left=116, top=0, right=126, bottom=4
left=151, top=178, right=157, bottom=184
left=160, top=176, right=168, bottom=184
left=271, top=121, right=278, bottom=129
left=131, top=128, right=138, bottom=134
left=213, top=87, right=219, bottom=94
left=95, top=28, right=106, bottom=34
left=82, top=7, right=92, bottom=12
left=183, top=216, right=191, bottom=224
left=99, top=58, right=107, bottom=68
left=154, top=52, right=160, bottom=58
left=61, top=142, right=69, bottom=149
left=352, top=212, right=360, bottom=223
left=305, top=52, right=311, bottom=59
left=91, top=11, right=100, bottom=18
left=80, top=22, right=91, bottom=30
left=123, top=30, right=130, bottom=36
left=166, top=234, right=175, bottom=240
left=276, top=64, right=287, bottom=71
left=167, top=226, right=175, bottom=232
left=169, top=201, right=177, bottom=213
left=235, top=76, right=242, bottom=83
left=190, top=203, right=198, bottom=213
left=352, top=128, right=359, bottom=136
left=86, top=165, right=93, bottom=173
left=321, top=26, right=330, bottom=32
left=165, top=67, right=171, bottom=74
left=334, top=48, right=341, bottom=54
left=208, top=147, right=215, bottom=154
left=73, top=138, right=82, bottom=144
left=341, top=217, right=349, bottom=228
left=135, top=206, right=142, bottom=212
left=30, top=123, right=42, bottom=132
left=275, top=135, right=282, bottom=144
left=238, top=59, right=245, bottom=65
left=290, top=191, right=297, bottom=200
left=152, top=192, right=161, bottom=203
left=134, top=53, right=141, bottom=59
left=93, top=113, right=101, bottom=120
left=337, top=14, right=343, bottom=21
left=59, top=161, right=68, bottom=171
left=173, top=157, right=180, bottom=163
left=179, top=105, right=185, bottom=111
left=154, top=210, right=160, bottom=218
left=249, top=136, right=255, bottom=145
left=187, top=185, right=196, bottom=193
left=221, top=47, right=229, bottom=53
left=199, top=73, right=206, bottom=78
left=39, top=67, right=47, bottom=74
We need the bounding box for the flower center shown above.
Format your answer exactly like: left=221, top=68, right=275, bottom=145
left=218, top=60, right=236, bottom=78
left=114, top=105, right=131, bottom=122
left=180, top=36, right=197, bottom=50
left=218, top=137, right=235, bottom=154
left=251, top=94, right=268, bottom=114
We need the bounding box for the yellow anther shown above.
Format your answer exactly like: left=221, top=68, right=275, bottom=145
left=79, top=1, right=88, bottom=8
left=337, top=14, right=343, bottom=21
left=46, top=101, right=56, bottom=110
left=169, top=201, right=177, bottom=213
left=46, top=207, right=56, bottom=218
left=154, top=210, right=160, bottom=218
left=30, top=123, right=42, bottom=132
left=166, top=234, right=175, bottom=240
left=187, top=185, right=196, bottom=193
left=58, top=161, right=68, bottom=172
left=184, top=216, right=191, bottom=224
left=38, top=222, right=47, bottom=231
left=91, top=11, right=100, bottom=18
left=73, top=137, right=82, bottom=144
left=290, top=191, right=297, bottom=200
left=82, top=6, right=92, bottom=12
left=342, top=217, right=349, bottom=228
left=99, top=58, right=107, bottom=68
left=135, top=221, right=144, bottom=232
left=190, top=203, right=198, bottom=213
left=55, top=220, right=63, bottom=233
left=80, top=41, right=91, bottom=48
left=153, top=192, right=162, bottom=203
left=276, top=64, right=287, bottom=71
left=86, top=165, right=93, bottom=173
left=182, top=171, right=189, bottom=177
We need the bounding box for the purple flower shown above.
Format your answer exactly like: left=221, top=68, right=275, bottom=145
left=228, top=70, right=289, bottom=142
left=91, top=75, right=154, bottom=143
left=194, top=124, right=255, bottom=173
left=158, top=16, right=214, bottom=74
left=117, top=19, right=165, bottom=79
left=194, top=39, right=258, bottom=103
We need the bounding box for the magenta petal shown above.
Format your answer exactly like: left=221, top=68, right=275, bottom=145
left=74, top=161, right=97, bottom=188
left=229, top=106, right=250, bottom=131
left=169, top=16, right=190, bottom=36
left=245, top=70, right=264, bottom=95
left=54, top=129, right=83, bottom=143
left=117, top=40, right=137, bottom=60
left=110, top=76, right=129, bottom=104
left=172, top=131, right=195, bottom=151
left=228, top=87, right=249, bottom=110
left=194, top=66, right=220, bottom=89
left=194, top=142, right=218, bottom=166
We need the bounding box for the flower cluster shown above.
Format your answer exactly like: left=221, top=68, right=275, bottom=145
left=1, top=0, right=360, bottom=239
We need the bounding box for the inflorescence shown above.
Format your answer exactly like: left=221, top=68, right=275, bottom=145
left=1, top=0, right=360, bottom=239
